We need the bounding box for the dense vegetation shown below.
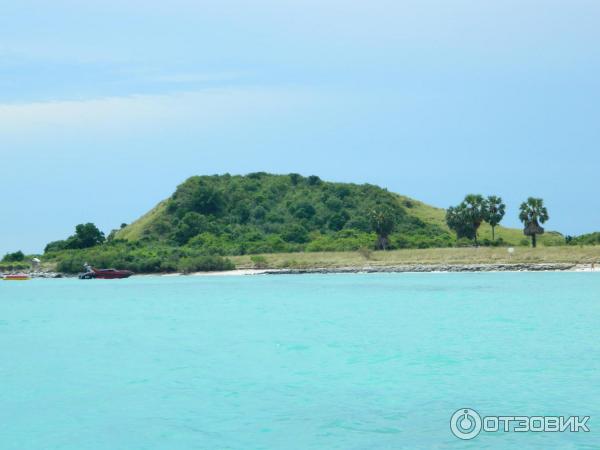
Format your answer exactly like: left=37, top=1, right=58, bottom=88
left=42, top=173, right=455, bottom=273
left=47, top=240, right=234, bottom=274
left=118, top=173, right=453, bottom=252
left=566, top=232, right=600, bottom=246
left=45, top=223, right=106, bottom=252
left=40, top=173, right=579, bottom=274
left=0, top=250, right=30, bottom=272
left=2, top=250, right=25, bottom=263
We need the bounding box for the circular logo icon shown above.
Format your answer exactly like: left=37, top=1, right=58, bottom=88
left=450, top=408, right=482, bottom=440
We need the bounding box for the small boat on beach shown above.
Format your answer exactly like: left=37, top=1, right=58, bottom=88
left=3, top=274, right=31, bottom=281
left=79, top=264, right=133, bottom=279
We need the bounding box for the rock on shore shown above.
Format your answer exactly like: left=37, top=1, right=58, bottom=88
left=0, top=271, right=62, bottom=278
left=263, top=263, right=576, bottom=275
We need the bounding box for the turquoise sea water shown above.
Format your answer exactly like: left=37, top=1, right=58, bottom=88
left=1, top=273, right=598, bottom=449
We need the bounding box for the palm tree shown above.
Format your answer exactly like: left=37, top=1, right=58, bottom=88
left=446, top=204, right=476, bottom=241
left=519, top=197, right=549, bottom=248
left=369, top=206, right=396, bottom=250
left=463, top=194, right=486, bottom=246
left=446, top=195, right=486, bottom=245
left=484, top=196, right=506, bottom=241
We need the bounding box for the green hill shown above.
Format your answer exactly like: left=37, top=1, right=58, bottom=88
left=44, top=173, right=565, bottom=274
left=115, top=173, right=453, bottom=252
left=117, top=173, right=562, bottom=249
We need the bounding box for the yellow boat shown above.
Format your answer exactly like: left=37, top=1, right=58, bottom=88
left=3, top=274, right=31, bottom=281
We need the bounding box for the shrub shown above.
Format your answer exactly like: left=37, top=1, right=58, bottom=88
left=328, top=212, right=349, bottom=231
left=250, top=255, right=268, bottom=269
left=45, top=240, right=69, bottom=253
left=2, top=251, right=25, bottom=262
left=482, top=238, right=506, bottom=247
left=57, top=255, right=87, bottom=274
left=307, top=175, right=321, bottom=185
left=172, top=212, right=211, bottom=245
left=69, top=223, right=105, bottom=249
left=289, top=202, right=316, bottom=220
left=0, top=262, right=30, bottom=272
left=281, top=224, right=309, bottom=243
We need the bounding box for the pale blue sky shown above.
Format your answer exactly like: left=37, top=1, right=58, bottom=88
left=1, top=0, right=599, bottom=254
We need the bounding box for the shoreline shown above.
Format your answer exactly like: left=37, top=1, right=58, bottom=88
left=4, top=263, right=598, bottom=280
left=186, top=262, right=598, bottom=276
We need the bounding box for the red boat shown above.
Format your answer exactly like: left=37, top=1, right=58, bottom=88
left=93, top=268, right=134, bottom=279
left=79, top=265, right=134, bottom=279
left=3, top=273, right=31, bottom=281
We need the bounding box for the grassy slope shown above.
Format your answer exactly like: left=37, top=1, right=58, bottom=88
left=232, top=246, right=600, bottom=269
left=116, top=201, right=168, bottom=241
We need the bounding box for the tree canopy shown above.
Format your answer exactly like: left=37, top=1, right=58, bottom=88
left=483, top=195, right=506, bottom=241
left=519, top=197, right=549, bottom=248
left=2, top=250, right=25, bottom=262
left=44, top=223, right=105, bottom=252
left=447, top=194, right=507, bottom=245
left=446, top=194, right=488, bottom=244
left=114, top=174, right=450, bottom=252
left=369, top=206, right=397, bottom=250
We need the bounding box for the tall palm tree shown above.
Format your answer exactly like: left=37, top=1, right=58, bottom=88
left=519, top=197, right=549, bottom=248
left=484, top=196, right=506, bottom=241
left=463, top=194, right=486, bottom=246
left=369, top=206, right=396, bottom=250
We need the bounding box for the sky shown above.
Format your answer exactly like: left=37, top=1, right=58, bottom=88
left=1, top=0, right=599, bottom=255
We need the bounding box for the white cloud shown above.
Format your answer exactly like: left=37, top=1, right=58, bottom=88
left=0, top=86, right=318, bottom=142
